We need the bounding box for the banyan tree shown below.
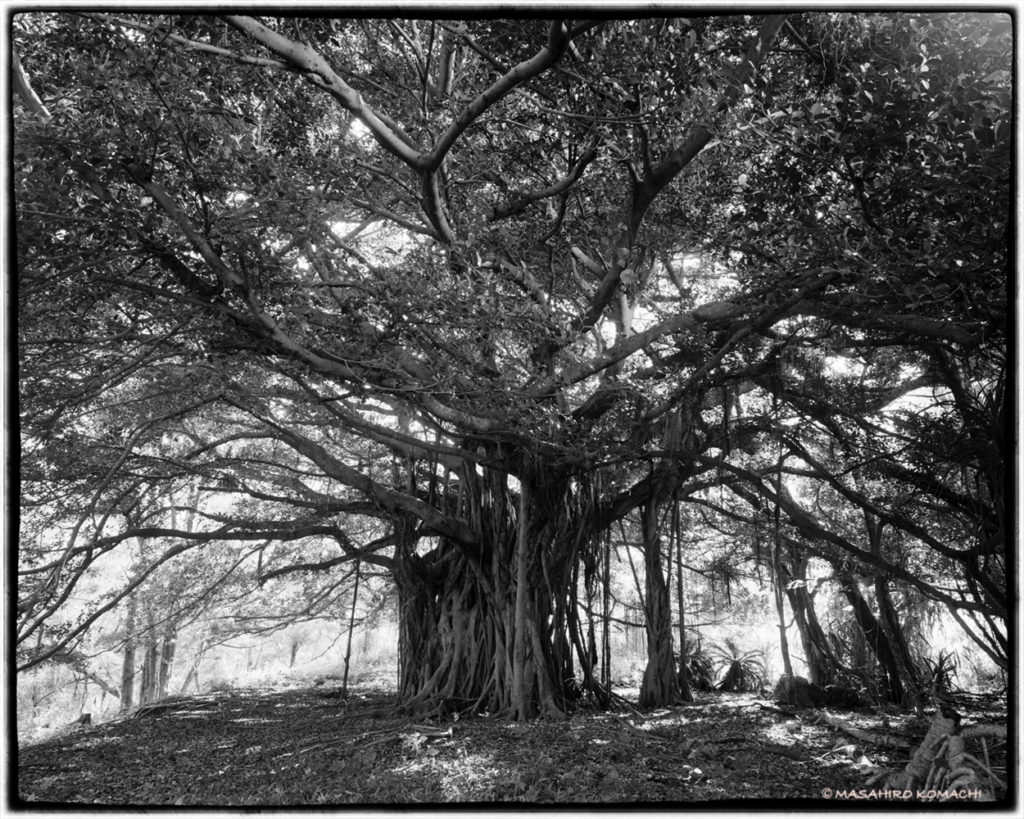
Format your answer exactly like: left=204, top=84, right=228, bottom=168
left=16, top=12, right=1009, bottom=718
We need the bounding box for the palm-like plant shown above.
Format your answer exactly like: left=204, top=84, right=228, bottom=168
left=709, top=638, right=767, bottom=692
left=923, top=649, right=961, bottom=695
left=678, top=637, right=715, bottom=691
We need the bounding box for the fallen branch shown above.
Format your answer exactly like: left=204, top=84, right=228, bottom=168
left=821, top=711, right=911, bottom=749
left=409, top=725, right=454, bottom=739
left=613, top=716, right=674, bottom=742
left=131, top=698, right=194, bottom=718
left=288, top=726, right=395, bottom=756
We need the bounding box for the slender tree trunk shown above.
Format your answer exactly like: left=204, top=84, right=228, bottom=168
left=769, top=427, right=794, bottom=689
left=157, top=625, right=176, bottom=698
left=673, top=499, right=692, bottom=701
left=138, top=606, right=160, bottom=705
left=120, top=595, right=137, bottom=712
left=511, top=479, right=533, bottom=720
left=638, top=501, right=680, bottom=708
left=772, top=544, right=794, bottom=683
left=601, top=531, right=611, bottom=692
left=140, top=637, right=159, bottom=705
left=341, top=560, right=361, bottom=697
left=179, top=631, right=208, bottom=695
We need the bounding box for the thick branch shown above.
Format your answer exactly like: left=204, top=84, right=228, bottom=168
left=781, top=435, right=984, bottom=563
left=630, top=14, right=787, bottom=234
left=12, top=47, right=51, bottom=120
left=531, top=299, right=747, bottom=397
left=260, top=534, right=396, bottom=582
left=418, top=170, right=454, bottom=244
left=789, top=297, right=987, bottom=345
left=422, top=20, right=570, bottom=169
left=222, top=16, right=423, bottom=168
left=236, top=406, right=476, bottom=544
left=543, top=16, right=786, bottom=365
left=489, top=145, right=598, bottom=221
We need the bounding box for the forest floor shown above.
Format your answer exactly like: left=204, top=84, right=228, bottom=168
left=15, top=683, right=1008, bottom=807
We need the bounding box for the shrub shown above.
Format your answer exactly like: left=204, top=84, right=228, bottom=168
left=677, top=638, right=715, bottom=691
left=205, top=677, right=236, bottom=693
left=708, top=638, right=767, bottom=692
left=923, top=649, right=961, bottom=694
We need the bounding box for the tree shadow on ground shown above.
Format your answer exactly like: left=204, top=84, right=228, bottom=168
left=16, top=685, right=1006, bottom=806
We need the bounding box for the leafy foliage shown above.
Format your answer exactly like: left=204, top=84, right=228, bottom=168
left=709, top=639, right=768, bottom=693
left=923, top=649, right=961, bottom=695
left=678, top=638, right=716, bottom=692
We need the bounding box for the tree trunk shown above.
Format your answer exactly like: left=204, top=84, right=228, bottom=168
left=674, top=502, right=693, bottom=701
left=392, top=459, right=592, bottom=719
left=836, top=569, right=904, bottom=704
left=800, top=578, right=845, bottom=679
left=875, top=574, right=925, bottom=709
left=120, top=595, right=137, bottom=712
left=601, top=530, right=612, bottom=692
left=866, top=515, right=925, bottom=710
left=140, top=637, right=159, bottom=705
left=138, top=606, right=161, bottom=705
left=781, top=553, right=833, bottom=686
left=341, top=560, right=361, bottom=697
left=179, top=630, right=208, bottom=696
left=569, top=533, right=611, bottom=709
left=638, top=501, right=680, bottom=708
left=772, top=548, right=795, bottom=682
left=157, top=625, right=176, bottom=699
left=511, top=480, right=532, bottom=719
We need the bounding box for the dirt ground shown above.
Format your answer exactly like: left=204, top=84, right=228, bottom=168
left=15, top=684, right=1008, bottom=807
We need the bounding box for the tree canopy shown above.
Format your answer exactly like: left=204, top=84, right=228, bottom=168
left=15, top=11, right=1010, bottom=719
